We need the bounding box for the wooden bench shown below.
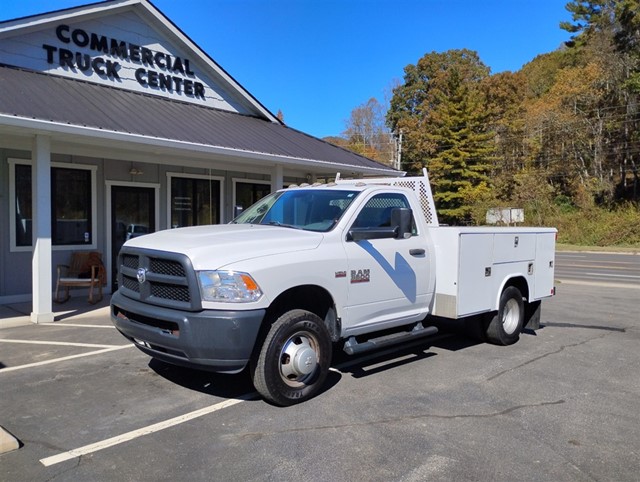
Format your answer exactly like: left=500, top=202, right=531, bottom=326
left=55, top=251, right=106, bottom=304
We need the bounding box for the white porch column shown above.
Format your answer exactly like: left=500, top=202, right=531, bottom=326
left=271, top=164, right=284, bottom=192
left=31, top=135, right=54, bottom=324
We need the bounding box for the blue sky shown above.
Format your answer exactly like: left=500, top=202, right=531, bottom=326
left=1, top=1, right=573, bottom=139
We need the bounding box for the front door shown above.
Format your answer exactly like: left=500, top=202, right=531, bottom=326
left=110, top=185, right=155, bottom=291
left=342, top=192, right=431, bottom=334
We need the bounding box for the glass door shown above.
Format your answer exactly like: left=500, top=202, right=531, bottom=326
left=111, top=185, right=155, bottom=292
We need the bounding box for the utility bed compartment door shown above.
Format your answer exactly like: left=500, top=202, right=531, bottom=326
left=457, top=234, right=494, bottom=316
left=533, top=232, right=556, bottom=300
left=493, top=233, right=537, bottom=264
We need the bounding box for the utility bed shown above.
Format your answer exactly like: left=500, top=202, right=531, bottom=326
left=430, top=227, right=556, bottom=318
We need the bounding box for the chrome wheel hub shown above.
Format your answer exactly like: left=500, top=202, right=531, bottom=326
left=279, top=332, right=319, bottom=386
left=502, top=298, right=520, bottom=334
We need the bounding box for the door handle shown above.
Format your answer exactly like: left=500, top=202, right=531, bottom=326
left=410, top=249, right=425, bottom=256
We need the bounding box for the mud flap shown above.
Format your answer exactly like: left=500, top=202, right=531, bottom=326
left=524, top=300, right=542, bottom=330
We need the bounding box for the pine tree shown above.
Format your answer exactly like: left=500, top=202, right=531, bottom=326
left=426, top=68, right=493, bottom=223
left=387, top=50, right=493, bottom=224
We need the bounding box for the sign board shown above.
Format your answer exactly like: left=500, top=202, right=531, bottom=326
left=0, top=10, right=245, bottom=113
left=486, top=208, right=525, bottom=225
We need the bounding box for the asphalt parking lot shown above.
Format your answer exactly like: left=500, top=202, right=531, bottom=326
left=1, top=279, right=639, bottom=481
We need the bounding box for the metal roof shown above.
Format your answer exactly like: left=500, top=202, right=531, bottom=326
left=0, top=65, right=397, bottom=174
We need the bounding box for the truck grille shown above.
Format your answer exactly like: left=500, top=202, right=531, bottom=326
left=151, top=283, right=190, bottom=302
left=150, top=258, right=186, bottom=277
left=122, top=275, right=140, bottom=293
left=117, top=247, right=201, bottom=311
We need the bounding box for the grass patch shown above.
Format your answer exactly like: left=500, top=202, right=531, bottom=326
left=556, top=244, right=639, bottom=254
left=540, top=204, right=640, bottom=248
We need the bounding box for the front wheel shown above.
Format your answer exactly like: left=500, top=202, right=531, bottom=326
left=485, top=286, right=524, bottom=346
left=251, top=309, right=332, bottom=406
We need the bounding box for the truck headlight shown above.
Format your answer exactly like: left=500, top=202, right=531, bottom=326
left=198, top=271, right=263, bottom=303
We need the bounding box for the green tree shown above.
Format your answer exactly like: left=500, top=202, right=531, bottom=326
left=482, top=71, right=528, bottom=201
left=612, top=0, right=640, bottom=201
left=387, top=49, right=493, bottom=223
left=520, top=51, right=577, bottom=99
left=560, top=0, right=615, bottom=47
left=425, top=68, right=494, bottom=223
left=387, top=50, right=490, bottom=170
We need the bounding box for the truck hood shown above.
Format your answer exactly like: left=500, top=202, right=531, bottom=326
left=124, top=224, right=323, bottom=270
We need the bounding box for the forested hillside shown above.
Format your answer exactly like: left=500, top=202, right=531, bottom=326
left=332, top=0, right=639, bottom=246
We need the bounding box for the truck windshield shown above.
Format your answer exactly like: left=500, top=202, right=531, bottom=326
left=232, top=189, right=359, bottom=232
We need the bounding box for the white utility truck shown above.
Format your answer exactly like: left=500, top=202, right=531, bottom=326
left=111, top=170, right=556, bottom=405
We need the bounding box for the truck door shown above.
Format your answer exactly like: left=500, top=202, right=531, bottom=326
left=342, top=193, right=431, bottom=333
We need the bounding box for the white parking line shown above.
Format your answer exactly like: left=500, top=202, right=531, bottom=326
left=48, top=323, right=116, bottom=329
left=40, top=393, right=257, bottom=467
left=0, top=345, right=133, bottom=374
left=0, top=339, right=120, bottom=349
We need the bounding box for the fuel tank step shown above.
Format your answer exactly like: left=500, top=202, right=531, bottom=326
left=343, top=322, right=438, bottom=355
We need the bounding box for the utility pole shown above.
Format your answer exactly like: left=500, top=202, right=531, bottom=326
left=395, top=130, right=403, bottom=171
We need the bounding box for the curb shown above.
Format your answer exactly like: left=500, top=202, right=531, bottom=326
left=0, top=426, right=20, bottom=454
left=0, top=318, right=32, bottom=330
left=556, top=278, right=640, bottom=290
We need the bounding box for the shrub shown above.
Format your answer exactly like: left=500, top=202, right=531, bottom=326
left=545, top=204, right=640, bottom=247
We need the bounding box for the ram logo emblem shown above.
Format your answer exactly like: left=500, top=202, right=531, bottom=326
left=350, top=269, right=370, bottom=284
left=136, top=268, right=147, bottom=284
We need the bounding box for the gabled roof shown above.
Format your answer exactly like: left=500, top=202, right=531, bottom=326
left=0, top=65, right=397, bottom=175
left=0, top=0, right=278, bottom=122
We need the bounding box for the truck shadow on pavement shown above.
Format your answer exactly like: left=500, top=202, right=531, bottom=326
left=542, top=321, right=626, bottom=332
left=148, top=358, right=256, bottom=400
left=334, top=315, right=549, bottom=380
left=146, top=319, right=544, bottom=401
left=147, top=324, right=491, bottom=399
left=147, top=358, right=342, bottom=402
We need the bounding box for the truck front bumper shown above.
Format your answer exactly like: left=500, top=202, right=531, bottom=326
left=111, top=291, right=265, bottom=374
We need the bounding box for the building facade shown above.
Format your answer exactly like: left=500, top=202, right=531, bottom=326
left=0, top=0, right=397, bottom=321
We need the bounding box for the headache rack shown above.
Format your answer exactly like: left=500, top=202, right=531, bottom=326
left=334, top=168, right=439, bottom=227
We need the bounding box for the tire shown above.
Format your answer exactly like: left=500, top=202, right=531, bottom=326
left=485, top=286, right=525, bottom=346
left=251, top=309, right=332, bottom=406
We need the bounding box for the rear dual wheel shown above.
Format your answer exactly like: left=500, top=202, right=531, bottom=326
left=251, top=309, right=332, bottom=406
left=485, top=286, right=525, bottom=346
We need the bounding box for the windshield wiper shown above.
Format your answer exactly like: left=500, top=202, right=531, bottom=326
left=264, top=221, right=302, bottom=230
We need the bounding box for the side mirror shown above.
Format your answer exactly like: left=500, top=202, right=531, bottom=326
left=392, top=208, right=412, bottom=239
left=233, top=205, right=244, bottom=218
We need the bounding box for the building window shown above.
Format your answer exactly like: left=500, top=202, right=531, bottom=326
left=170, top=175, right=222, bottom=228
left=14, top=164, right=32, bottom=247
left=234, top=180, right=271, bottom=211
left=10, top=160, right=97, bottom=251
left=52, top=168, right=92, bottom=245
